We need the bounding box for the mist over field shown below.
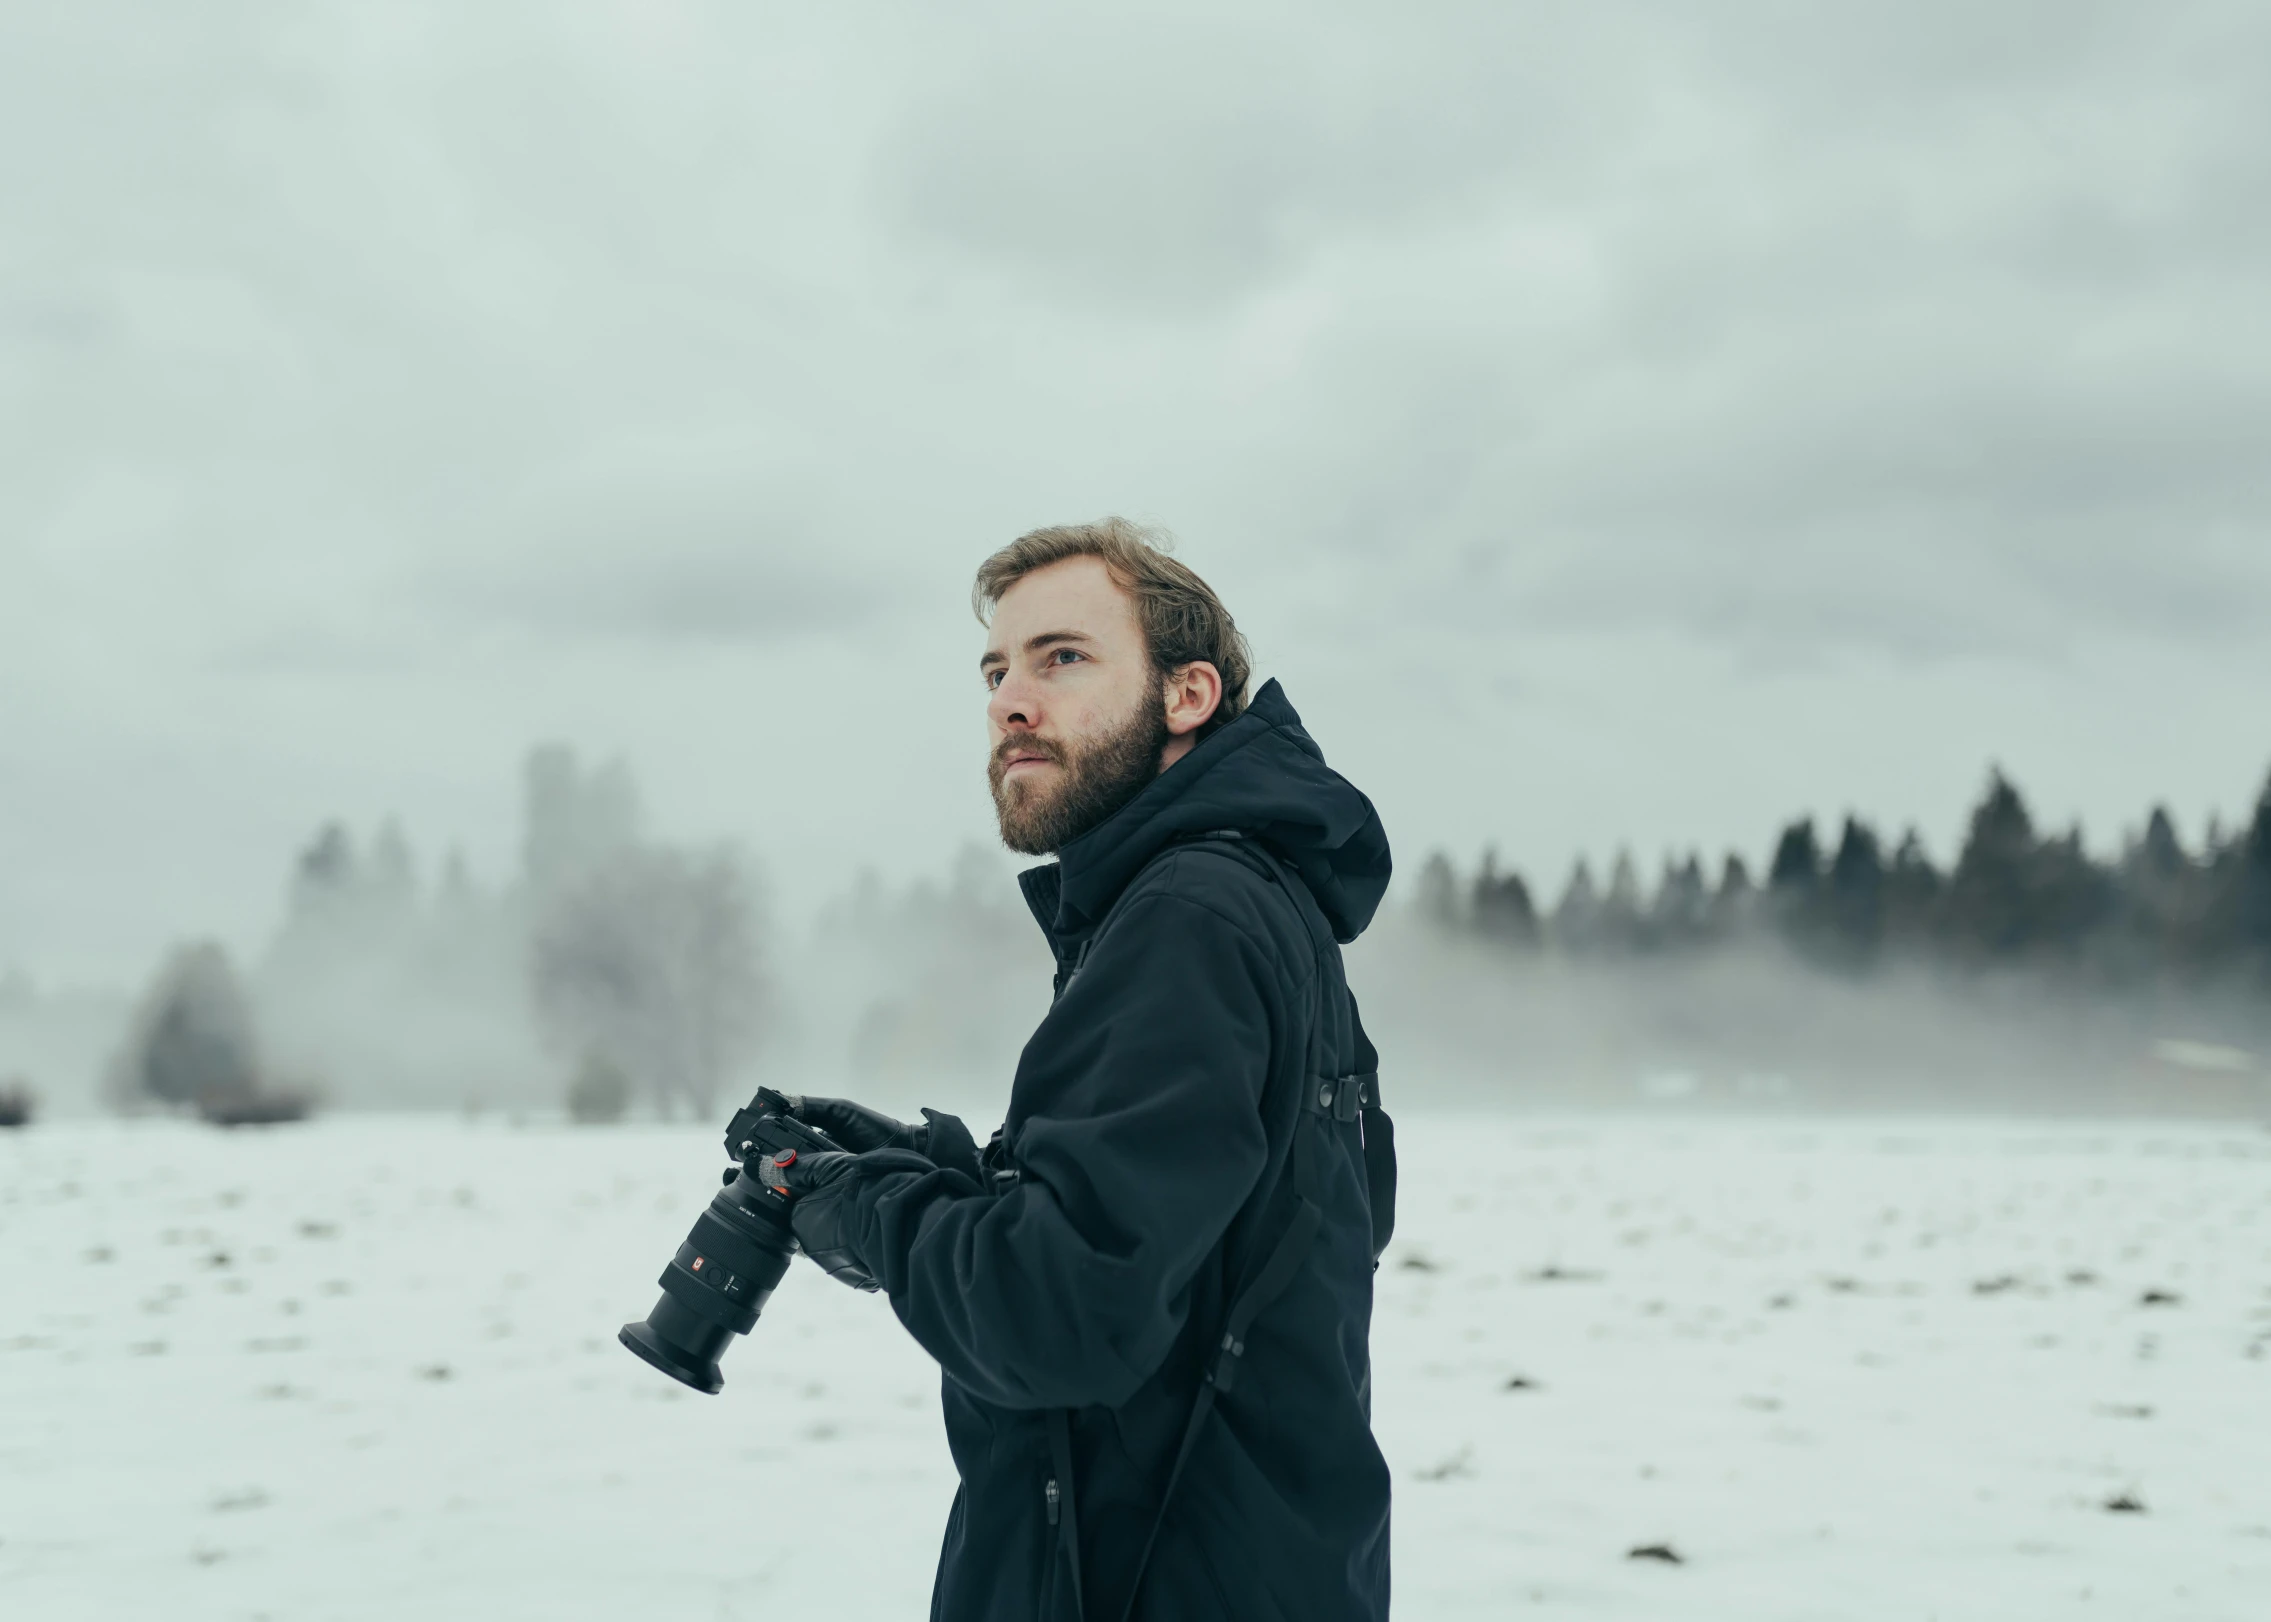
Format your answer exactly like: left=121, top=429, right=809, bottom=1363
left=5, top=744, right=2266, bottom=1129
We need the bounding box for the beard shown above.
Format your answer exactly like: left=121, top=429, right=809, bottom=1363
left=990, top=695, right=1171, bottom=856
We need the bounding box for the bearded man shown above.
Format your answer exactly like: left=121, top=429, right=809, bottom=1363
left=772, top=519, right=1395, bottom=1621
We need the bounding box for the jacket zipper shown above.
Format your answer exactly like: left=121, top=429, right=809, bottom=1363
left=1045, top=1476, right=1061, bottom=1526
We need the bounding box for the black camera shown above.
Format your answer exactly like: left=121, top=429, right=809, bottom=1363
left=617, top=1087, right=843, bottom=1394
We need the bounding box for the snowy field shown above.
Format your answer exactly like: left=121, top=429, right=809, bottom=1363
left=4, top=1111, right=2269, bottom=1621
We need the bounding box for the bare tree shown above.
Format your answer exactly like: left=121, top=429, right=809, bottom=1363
left=530, top=845, right=767, bottom=1118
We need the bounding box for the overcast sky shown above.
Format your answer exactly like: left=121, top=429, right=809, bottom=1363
left=5, top=1, right=2269, bottom=985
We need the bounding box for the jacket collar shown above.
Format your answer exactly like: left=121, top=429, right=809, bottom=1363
left=1011, top=678, right=1390, bottom=951
left=1015, top=861, right=1070, bottom=963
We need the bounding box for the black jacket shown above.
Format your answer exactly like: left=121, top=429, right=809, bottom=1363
left=826, top=680, right=1393, bottom=1621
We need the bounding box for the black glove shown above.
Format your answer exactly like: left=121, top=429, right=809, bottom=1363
left=759, top=1147, right=879, bottom=1292
left=780, top=1094, right=925, bottom=1156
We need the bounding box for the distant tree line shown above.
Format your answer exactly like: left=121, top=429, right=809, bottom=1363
left=1420, top=766, right=2271, bottom=984
left=104, top=745, right=769, bottom=1121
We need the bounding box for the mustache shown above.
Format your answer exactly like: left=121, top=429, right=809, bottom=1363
left=991, top=736, right=1066, bottom=776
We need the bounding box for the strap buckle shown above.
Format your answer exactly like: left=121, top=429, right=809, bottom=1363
left=1311, top=1072, right=1374, bottom=1123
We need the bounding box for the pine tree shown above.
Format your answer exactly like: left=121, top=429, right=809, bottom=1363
left=1651, top=853, right=1711, bottom=948
left=1883, top=828, right=1943, bottom=943
left=1707, top=852, right=1757, bottom=938
left=2241, top=775, right=2271, bottom=958
left=109, top=943, right=263, bottom=1113
left=1766, top=817, right=1823, bottom=947
left=1768, top=819, right=1822, bottom=893
left=1553, top=858, right=1601, bottom=953
left=2200, top=771, right=2271, bottom=970
left=2108, top=807, right=2190, bottom=975
left=1824, top=817, right=1886, bottom=964
left=1944, top=769, right=2038, bottom=955
left=1472, top=853, right=1541, bottom=948
left=2138, top=807, right=2186, bottom=880
left=1415, top=852, right=1461, bottom=932
left=1598, top=850, right=1645, bottom=952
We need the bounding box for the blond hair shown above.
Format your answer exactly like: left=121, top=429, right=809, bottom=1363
left=972, top=518, right=1254, bottom=733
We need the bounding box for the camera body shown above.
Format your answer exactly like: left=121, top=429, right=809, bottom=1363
left=617, top=1088, right=844, bottom=1394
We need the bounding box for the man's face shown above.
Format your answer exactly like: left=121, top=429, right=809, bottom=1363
left=981, top=556, right=1168, bottom=856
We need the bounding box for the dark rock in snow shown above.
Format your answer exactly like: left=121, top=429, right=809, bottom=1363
left=2104, top=1493, right=2147, bottom=1514
left=1627, top=1543, right=1684, bottom=1564
left=1415, top=1446, right=1475, bottom=1481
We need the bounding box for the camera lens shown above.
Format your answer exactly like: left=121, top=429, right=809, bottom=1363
left=618, top=1170, right=797, bottom=1394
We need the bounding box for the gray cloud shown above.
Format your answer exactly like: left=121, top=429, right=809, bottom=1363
left=421, top=449, right=903, bottom=644
left=3, top=0, right=2269, bottom=982
left=877, top=8, right=1601, bottom=309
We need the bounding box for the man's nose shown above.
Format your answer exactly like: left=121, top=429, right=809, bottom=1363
left=989, top=672, right=1039, bottom=731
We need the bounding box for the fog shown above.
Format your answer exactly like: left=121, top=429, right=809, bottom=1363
left=1351, top=921, right=2269, bottom=1117
left=6, top=744, right=2264, bottom=1129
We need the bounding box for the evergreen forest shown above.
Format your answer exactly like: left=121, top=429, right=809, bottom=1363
left=1417, top=766, right=2271, bottom=989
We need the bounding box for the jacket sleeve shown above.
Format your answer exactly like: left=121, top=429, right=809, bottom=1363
left=835, top=889, right=1289, bottom=1410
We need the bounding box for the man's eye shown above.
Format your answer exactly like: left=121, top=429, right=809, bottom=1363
left=986, top=670, right=1004, bottom=689
left=1051, top=648, right=1084, bottom=665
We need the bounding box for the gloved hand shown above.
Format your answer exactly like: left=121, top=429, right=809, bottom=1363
left=780, top=1094, right=925, bottom=1155
left=758, top=1146, right=879, bottom=1292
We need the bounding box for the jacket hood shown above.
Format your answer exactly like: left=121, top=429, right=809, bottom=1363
left=1019, top=678, right=1391, bottom=945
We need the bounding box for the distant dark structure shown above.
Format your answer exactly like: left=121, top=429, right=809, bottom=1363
left=1425, top=764, right=2271, bottom=989
left=0, top=1079, right=32, bottom=1128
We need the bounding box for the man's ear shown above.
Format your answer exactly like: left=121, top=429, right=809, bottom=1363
left=1162, top=661, right=1224, bottom=738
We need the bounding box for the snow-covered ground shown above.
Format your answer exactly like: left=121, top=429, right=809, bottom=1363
left=3, top=1112, right=2268, bottom=1620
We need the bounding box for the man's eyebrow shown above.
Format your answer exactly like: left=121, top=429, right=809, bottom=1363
left=978, top=630, right=1094, bottom=672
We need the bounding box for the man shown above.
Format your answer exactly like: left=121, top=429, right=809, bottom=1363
left=774, top=519, right=1394, bottom=1621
